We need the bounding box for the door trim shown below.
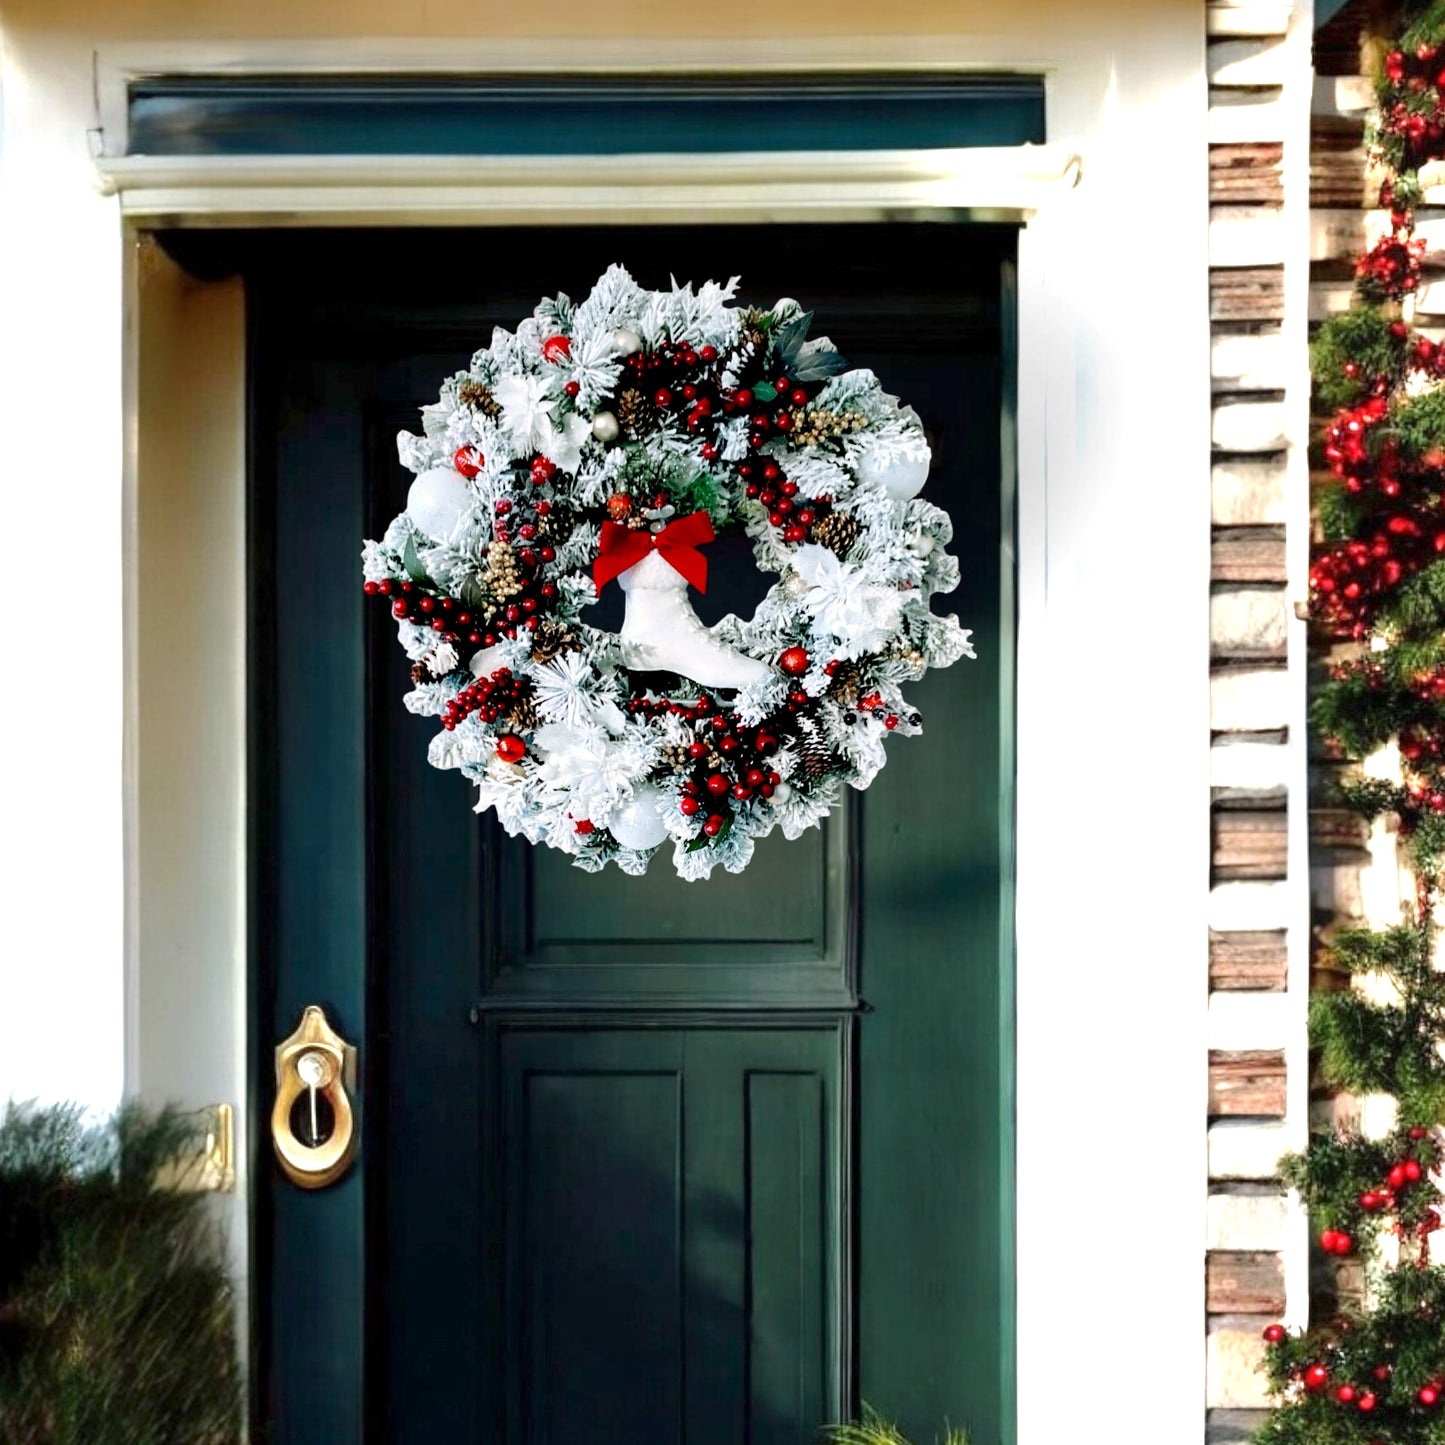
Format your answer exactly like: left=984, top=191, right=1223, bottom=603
left=118, top=37, right=1213, bottom=1445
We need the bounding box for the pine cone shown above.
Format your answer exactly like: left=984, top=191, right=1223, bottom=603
left=616, top=388, right=654, bottom=438
left=794, top=715, right=837, bottom=780
left=530, top=621, right=580, bottom=665
left=814, top=512, right=862, bottom=559
left=457, top=378, right=501, bottom=417
left=483, top=540, right=523, bottom=599
left=506, top=693, right=539, bottom=733
left=826, top=659, right=862, bottom=706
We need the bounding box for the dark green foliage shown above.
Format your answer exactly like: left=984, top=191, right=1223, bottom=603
left=1312, top=308, right=1404, bottom=410
left=1312, top=925, right=1445, bottom=1125
left=1316, top=482, right=1368, bottom=543
left=1388, top=391, right=1445, bottom=463
left=1376, top=559, right=1445, bottom=635
left=0, top=1102, right=242, bottom=1445
left=820, top=1406, right=968, bottom=1445
left=1257, top=1268, right=1445, bottom=1445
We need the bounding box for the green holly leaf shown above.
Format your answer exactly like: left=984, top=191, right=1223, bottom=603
left=459, top=574, right=488, bottom=611
left=685, top=835, right=711, bottom=853
left=402, top=535, right=431, bottom=586
left=752, top=381, right=778, bottom=404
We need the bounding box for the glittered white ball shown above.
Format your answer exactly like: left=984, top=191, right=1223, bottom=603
left=406, top=467, right=473, bottom=539
left=772, top=781, right=793, bottom=804
left=592, top=411, right=621, bottom=443
left=608, top=784, right=670, bottom=851
left=857, top=441, right=931, bottom=501
left=611, top=328, right=643, bottom=356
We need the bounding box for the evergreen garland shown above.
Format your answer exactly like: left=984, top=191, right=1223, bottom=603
left=1262, top=6, right=1445, bottom=1440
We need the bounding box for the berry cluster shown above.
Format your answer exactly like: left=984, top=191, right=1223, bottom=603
left=1379, top=43, right=1445, bottom=170
left=1308, top=516, right=1443, bottom=637
left=441, top=668, right=530, bottom=733
left=1355, top=222, right=1425, bottom=302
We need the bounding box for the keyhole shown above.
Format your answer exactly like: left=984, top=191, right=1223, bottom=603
left=289, top=1050, right=337, bottom=1147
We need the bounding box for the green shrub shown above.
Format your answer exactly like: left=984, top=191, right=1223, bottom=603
left=0, top=1102, right=241, bottom=1444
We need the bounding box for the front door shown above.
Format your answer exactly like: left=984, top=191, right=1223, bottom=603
left=247, top=222, right=1013, bottom=1445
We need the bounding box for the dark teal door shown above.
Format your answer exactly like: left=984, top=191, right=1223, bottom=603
left=247, top=223, right=1014, bottom=1445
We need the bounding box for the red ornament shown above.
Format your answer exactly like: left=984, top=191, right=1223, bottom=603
left=1304, top=1364, right=1330, bottom=1392
left=1336, top=1384, right=1357, bottom=1403
left=1360, top=1191, right=1381, bottom=1210
left=1420, top=1385, right=1440, bottom=1407
left=1411, top=1126, right=1429, bottom=1139
left=1405, top=1158, right=1423, bottom=1182
left=1358, top=1391, right=1377, bottom=1412
left=1263, top=1324, right=1286, bottom=1343
left=454, top=445, right=484, bottom=478
left=1389, top=1164, right=1408, bottom=1190
left=496, top=735, right=527, bottom=763
left=779, top=647, right=810, bottom=676
left=542, top=334, right=571, bottom=363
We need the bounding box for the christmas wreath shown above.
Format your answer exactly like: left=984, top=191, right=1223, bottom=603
left=361, top=265, right=972, bottom=880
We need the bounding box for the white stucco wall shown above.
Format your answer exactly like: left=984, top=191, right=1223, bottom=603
left=0, top=3, right=1213, bottom=1440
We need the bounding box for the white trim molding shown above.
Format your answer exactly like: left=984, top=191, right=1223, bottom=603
left=93, top=147, right=1082, bottom=227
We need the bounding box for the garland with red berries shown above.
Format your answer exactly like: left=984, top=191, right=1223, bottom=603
left=361, top=267, right=973, bottom=880
left=1258, top=7, right=1445, bottom=1441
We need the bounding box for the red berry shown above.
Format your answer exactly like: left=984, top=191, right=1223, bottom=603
left=1358, top=1392, right=1377, bottom=1412
left=1304, top=1364, right=1330, bottom=1391
left=733, top=389, right=753, bottom=408
left=655, top=387, right=673, bottom=408
left=391, top=598, right=410, bottom=618
left=1320, top=1229, right=1340, bottom=1253
left=1405, top=1159, right=1423, bottom=1182
left=779, top=646, right=810, bottom=676
left=1360, top=1192, right=1381, bottom=1210
left=884, top=714, right=899, bottom=730
left=1389, top=1164, right=1408, bottom=1189
left=706, top=773, right=730, bottom=796
left=700, top=443, right=718, bottom=461
left=1411, top=1126, right=1429, bottom=1139
left=679, top=796, right=700, bottom=817
left=363, top=580, right=380, bottom=595
left=564, top=380, right=581, bottom=397
left=542, top=334, right=571, bottom=363
left=1263, top=1324, right=1286, bottom=1343
left=496, top=735, right=526, bottom=763
left=1336, top=1385, right=1356, bottom=1403
left=1420, top=1386, right=1440, bottom=1407
left=703, top=815, right=724, bottom=837
left=454, top=445, right=483, bottom=478
left=699, top=345, right=717, bottom=363
left=791, top=388, right=808, bottom=407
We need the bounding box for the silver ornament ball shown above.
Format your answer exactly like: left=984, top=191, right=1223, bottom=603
left=591, top=411, right=621, bottom=444
left=611, top=327, right=643, bottom=356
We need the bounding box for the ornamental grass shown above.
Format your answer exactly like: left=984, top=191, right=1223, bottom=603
left=0, top=1102, right=241, bottom=1445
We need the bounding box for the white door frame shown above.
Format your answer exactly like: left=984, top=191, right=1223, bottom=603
left=105, top=37, right=1212, bottom=1445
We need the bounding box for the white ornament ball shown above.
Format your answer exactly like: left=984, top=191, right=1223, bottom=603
left=608, top=784, right=670, bottom=851
left=406, top=466, right=473, bottom=539
left=592, top=411, right=621, bottom=443
left=772, top=781, right=793, bottom=804
left=857, top=441, right=931, bottom=501
left=611, top=328, right=643, bottom=356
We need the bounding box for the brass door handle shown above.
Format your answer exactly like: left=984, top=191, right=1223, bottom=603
left=271, top=1005, right=357, bottom=1190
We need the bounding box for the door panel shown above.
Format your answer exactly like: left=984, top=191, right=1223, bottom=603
left=499, top=1028, right=842, bottom=1445
left=248, top=223, right=1012, bottom=1445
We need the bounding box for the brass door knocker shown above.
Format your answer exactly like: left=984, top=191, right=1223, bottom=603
left=271, top=1005, right=357, bottom=1190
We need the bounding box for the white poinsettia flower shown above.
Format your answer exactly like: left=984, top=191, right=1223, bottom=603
left=791, top=543, right=903, bottom=658
left=494, top=372, right=559, bottom=452
left=531, top=652, right=608, bottom=729
left=536, top=412, right=593, bottom=474
left=533, top=721, right=652, bottom=827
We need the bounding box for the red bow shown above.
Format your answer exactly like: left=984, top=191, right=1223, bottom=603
left=593, top=510, right=715, bottom=594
